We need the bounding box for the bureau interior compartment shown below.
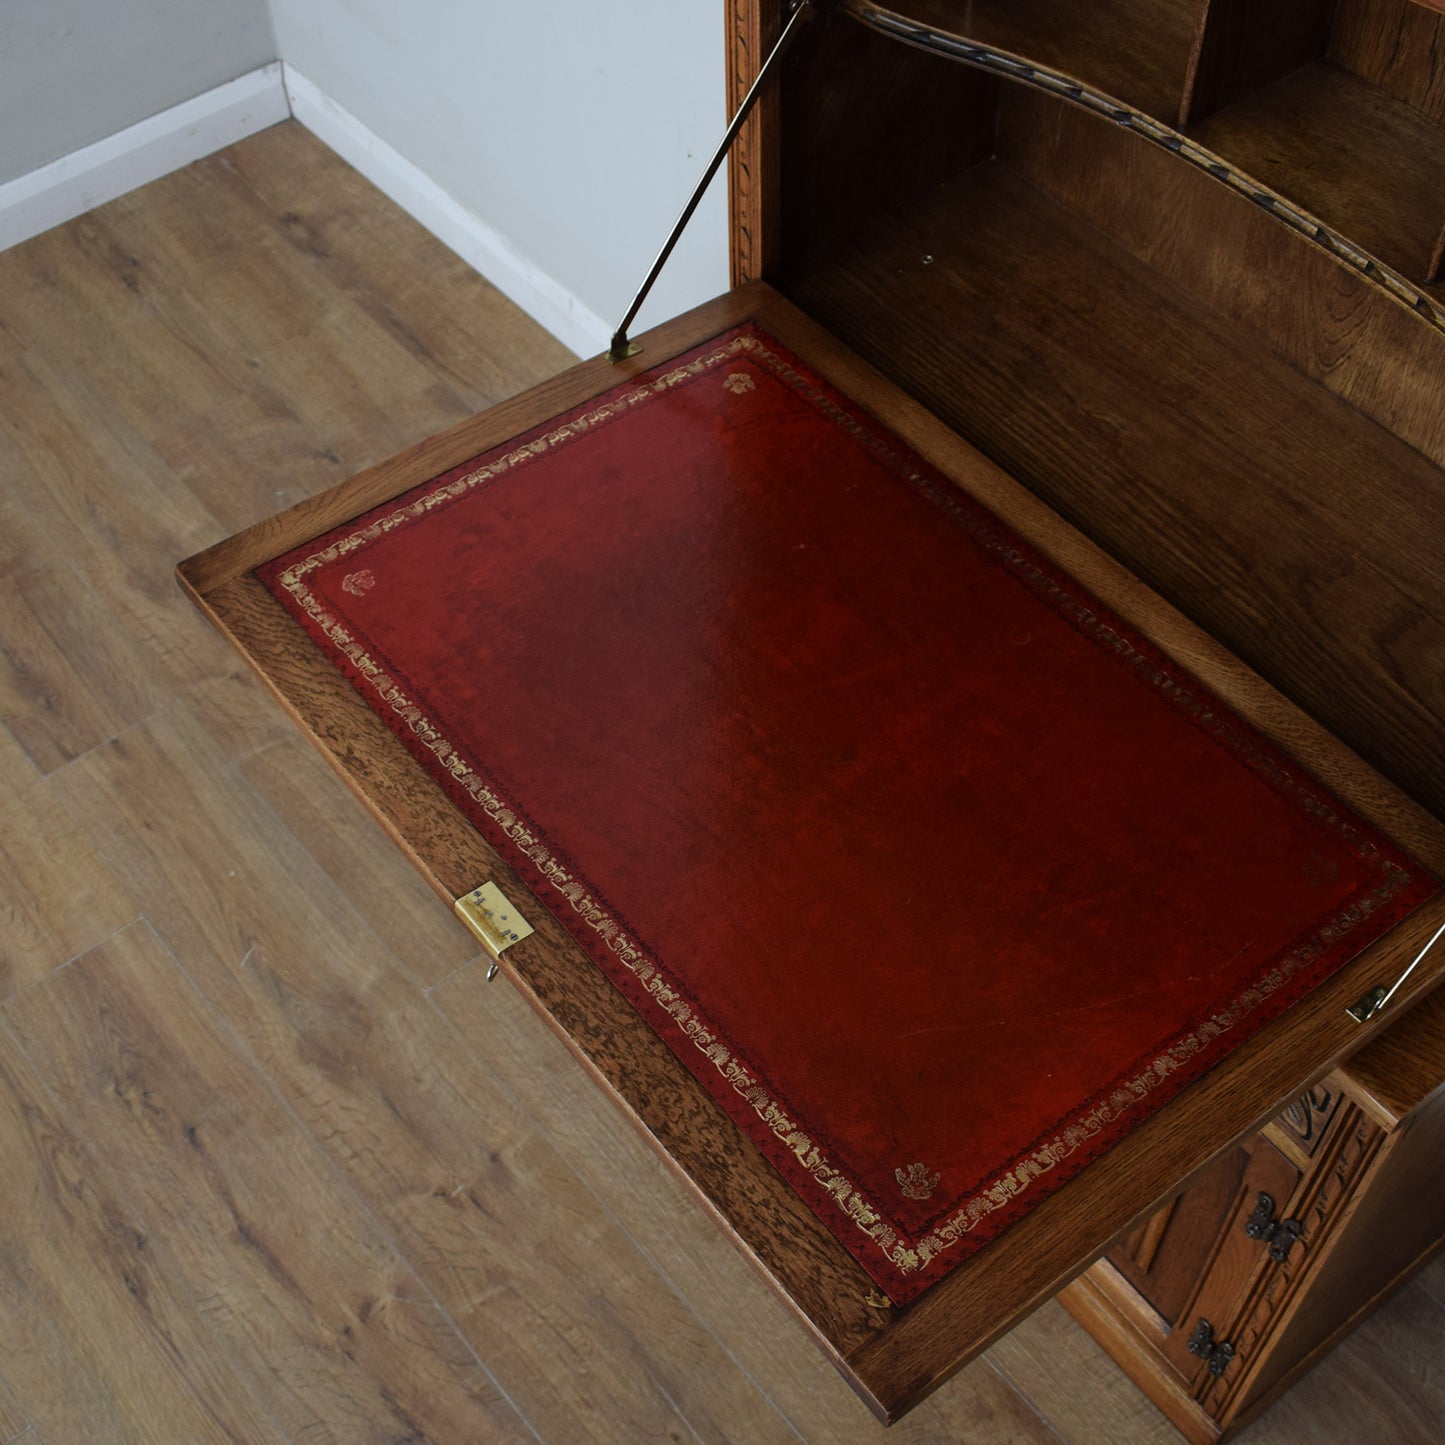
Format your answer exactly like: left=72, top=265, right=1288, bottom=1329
left=763, top=1, right=1445, bottom=825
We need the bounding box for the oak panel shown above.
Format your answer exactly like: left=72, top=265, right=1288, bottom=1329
left=853, top=0, right=1202, bottom=120
left=1237, top=1277, right=1445, bottom=1443
left=1188, top=62, right=1445, bottom=284
left=1332, top=0, right=1445, bottom=120
left=787, top=160, right=1445, bottom=823
left=1181, top=0, right=1334, bottom=125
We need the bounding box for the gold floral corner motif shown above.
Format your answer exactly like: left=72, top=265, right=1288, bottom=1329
left=896, top=1163, right=941, bottom=1200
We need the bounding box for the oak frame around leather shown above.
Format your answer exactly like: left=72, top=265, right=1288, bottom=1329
left=179, top=284, right=1445, bottom=1421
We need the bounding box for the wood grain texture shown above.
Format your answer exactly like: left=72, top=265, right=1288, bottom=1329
left=0, top=1006, right=288, bottom=1444
left=430, top=959, right=1062, bottom=1445
left=179, top=274, right=1445, bottom=1420
left=0, top=1380, right=25, bottom=1445
left=1335, top=984, right=1445, bottom=1127
left=860, top=0, right=1202, bottom=120
left=1239, top=1276, right=1445, bottom=1443
left=985, top=1299, right=1182, bottom=1445
left=1188, top=61, right=1445, bottom=283
left=1247, top=1087, right=1445, bottom=1403
left=1332, top=0, right=1445, bottom=120
left=788, top=157, right=1445, bottom=825
left=0, top=724, right=137, bottom=1001
left=2, top=107, right=1440, bottom=1441
left=0, top=495, right=165, bottom=772
left=1181, top=0, right=1334, bottom=126
left=5, top=919, right=536, bottom=1444
left=51, top=705, right=804, bottom=1443
left=240, top=735, right=479, bottom=988
left=727, top=0, right=784, bottom=286
left=998, top=85, right=1445, bottom=470
left=778, top=9, right=997, bottom=278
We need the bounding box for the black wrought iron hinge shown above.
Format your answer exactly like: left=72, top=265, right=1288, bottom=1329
left=1187, top=1318, right=1236, bottom=1377
left=1244, top=1191, right=1304, bottom=1263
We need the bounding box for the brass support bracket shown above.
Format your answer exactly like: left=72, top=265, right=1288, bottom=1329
left=607, top=0, right=819, bottom=362
left=1347, top=918, right=1445, bottom=1023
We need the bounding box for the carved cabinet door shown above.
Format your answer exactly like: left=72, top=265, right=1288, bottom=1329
left=1107, top=1135, right=1303, bottom=1390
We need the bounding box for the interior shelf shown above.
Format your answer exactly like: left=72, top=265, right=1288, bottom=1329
left=872, top=0, right=1202, bottom=121
left=782, top=162, right=1445, bottom=818
left=1188, top=59, right=1445, bottom=285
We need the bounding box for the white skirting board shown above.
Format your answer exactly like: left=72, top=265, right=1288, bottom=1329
left=280, top=65, right=607, bottom=358
left=0, top=64, right=291, bottom=252
left=0, top=61, right=608, bottom=358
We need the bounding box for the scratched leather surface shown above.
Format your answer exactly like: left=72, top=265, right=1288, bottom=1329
left=259, top=325, right=1436, bottom=1300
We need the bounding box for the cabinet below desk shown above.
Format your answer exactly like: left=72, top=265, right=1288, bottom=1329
left=1061, top=987, right=1445, bottom=1442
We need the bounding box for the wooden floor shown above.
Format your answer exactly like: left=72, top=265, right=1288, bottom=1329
left=0, top=120, right=1440, bottom=1445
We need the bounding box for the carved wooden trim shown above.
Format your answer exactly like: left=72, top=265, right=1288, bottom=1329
left=1198, top=1106, right=1384, bottom=1418
left=727, top=0, right=785, bottom=286
left=1120, top=1198, right=1180, bottom=1276
left=1273, top=1083, right=1341, bottom=1158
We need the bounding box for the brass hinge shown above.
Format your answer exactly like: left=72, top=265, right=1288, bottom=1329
left=454, top=881, right=535, bottom=980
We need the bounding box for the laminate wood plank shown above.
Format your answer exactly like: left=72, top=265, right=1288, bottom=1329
left=0, top=724, right=137, bottom=1001
left=0, top=491, right=165, bottom=772
left=1332, top=0, right=1445, bottom=120
left=0, top=334, right=237, bottom=698
left=0, top=1378, right=28, bottom=1442
left=207, top=123, right=577, bottom=403
left=985, top=1299, right=1182, bottom=1445
left=183, top=666, right=312, bottom=765
left=241, top=735, right=478, bottom=987
left=0, top=1013, right=286, bottom=1444
left=49, top=710, right=803, bottom=1444
left=4, top=203, right=430, bottom=541
left=3, top=919, right=534, bottom=1445
left=785, top=161, right=1445, bottom=824
left=1189, top=61, right=1445, bottom=284
left=431, top=959, right=1061, bottom=1445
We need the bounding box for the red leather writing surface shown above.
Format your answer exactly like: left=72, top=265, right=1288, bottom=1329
left=260, top=326, right=1435, bottom=1301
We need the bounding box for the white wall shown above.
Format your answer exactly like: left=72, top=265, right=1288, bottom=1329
left=0, top=0, right=278, bottom=184
left=268, top=0, right=729, bottom=349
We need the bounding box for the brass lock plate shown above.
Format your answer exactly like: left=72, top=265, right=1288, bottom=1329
left=454, top=880, right=535, bottom=965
